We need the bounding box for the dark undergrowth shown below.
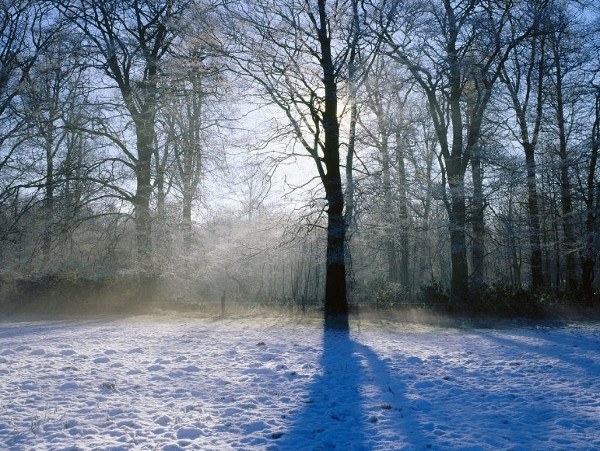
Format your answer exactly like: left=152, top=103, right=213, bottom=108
left=0, top=274, right=599, bottom=322
left=355, top=281, right=600, bottom=322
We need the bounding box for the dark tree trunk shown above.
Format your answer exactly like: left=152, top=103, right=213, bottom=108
left=345, top=98, right=357, bottom=236
left=470, top=149, right=485, bottom=292
left=554, top=47, right=578, bottom=292
left=448, top=169, right=469, bottom=303
left=43, top=129, right=54, bottom=263
left=500, top=32, right=547, bottom=292
left=581, top=91, right=600, bottom=302
left=344, top=0, right=359, bottom=237
left=134, top=122, right=154, bottom=274
left=181, top=77, right=203, bottom=251
left=182, top=192, right=193, bottom=250
left=524, top=143, right=544, bottom=291
left=445, top=3, right=470, bottom=305
left=324, top=198, right=347, bottom=317
left=395, top=128, right=410, bottom=288
left=381, top=135, right=399, bottom=282
left=317, top=0, right=348, bottom=323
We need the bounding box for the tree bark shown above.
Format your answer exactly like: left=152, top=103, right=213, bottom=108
left=581, top=90, right=600, bottom=302
left=553, top=41, right=578, bottom=292
left=524, top=142, right=544, bottom=290
left=318, top=0, right=348, bottom=322
left=445, top=0, right=470, bottom=304
left=134, top=120, right=155, bottom=274
left=501, top=35, right=546, bottom=290
left=381, top=135, right=399, bottom=282
left=395, top=128, right=410, bottom=288
left=43, top=127, right=54, bottom=263
left=448, top=172, right=469, bottom=303
left=470, top=148, right=485, bottom=292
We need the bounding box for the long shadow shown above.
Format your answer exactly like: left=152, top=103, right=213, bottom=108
left=356, top=342, right=434, bottom=449
left=276, top=326, right=367, bottom=449
left=276, top=324, right=431, bottom=450
left=277, top=323, right=600, bottom=449
left=461, top=328, right=600, bottom=447
left=473, top=327, right=600, bottom=377
left=0, top=319, right=106, bottom=340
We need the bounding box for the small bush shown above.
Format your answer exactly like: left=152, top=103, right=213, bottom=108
left=453, top=284, right=548, bottom=318
left=416, top=283, right=449, bottom=309
left=373, top=281, right=410, bottom=309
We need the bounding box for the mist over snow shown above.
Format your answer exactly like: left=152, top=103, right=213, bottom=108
left=1, top=317, right=599, bottom=450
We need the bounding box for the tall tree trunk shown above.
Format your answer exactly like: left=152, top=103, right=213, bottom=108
left=553, top=45, right=578, bottom=292
left=448, top=172, right=469, bottom=304
left=507, top=189, right=522, bottom=289
left=395, top=128, right=409, bottom=288
left=553, top=214, right=561, bottom=292
left=344, top=0, right=359, bottom=237
left=182, top=191, right=193, bottom=250
left=43, top=128, right=54, bottom=263
left=345, top=99, right=357, bottom=236
left=380, top=135, right=398, bottom=282
left=470, top=148, right=485, bottom=291
left=134, top=121, right=154, bottom=275
left=446, top=3, right=470, bottom=304
left=155, top=147, right=167, bottom=223
left=524, top=143, right=544, bottom=291
left=581, top=91, right=600, bottom=302
left=500, top=30, right=547, bottom=292
left=318, top=0, right=348, bottom=322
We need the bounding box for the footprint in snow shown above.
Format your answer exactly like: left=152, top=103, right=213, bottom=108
left=407, top=356, right=423, bottom=365
left=177, top=426, right=204, bottom=440
left=99, top=382, right=117, bottom=391
left=154, top=415, right=172, bottom=426
left=93, top=357, right=110, bottom=364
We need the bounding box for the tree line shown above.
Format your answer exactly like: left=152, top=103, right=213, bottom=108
left=0, top=0, right=599, bottom=318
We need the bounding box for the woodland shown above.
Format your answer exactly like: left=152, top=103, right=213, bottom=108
left=1, top=0, right=600, bottom=319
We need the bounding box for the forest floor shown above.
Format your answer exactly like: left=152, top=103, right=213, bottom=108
left=0, top=314, right=599, bottom=450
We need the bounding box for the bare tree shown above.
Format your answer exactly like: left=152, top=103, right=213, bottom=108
left=546, top=1, right=588, bottom=291
left=581, top=86, right=599, bottom=301
left=223, top=0, right=376, bottom=321
left=500, top=33, right=546, bottom=290
left=54, top=0, right=189, bottom=274
left=378, top=0, right=546, bottom=304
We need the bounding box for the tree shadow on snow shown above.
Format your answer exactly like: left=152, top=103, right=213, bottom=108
left=276, top=325, right=431, bottom=450
left=0, top=319, right=106, bottom=340
left=474, top=328, right=600, bottom=379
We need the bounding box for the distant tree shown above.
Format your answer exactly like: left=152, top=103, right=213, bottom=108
left=581, top=85, right=600, bottom=301
left=160, top=11, right=226, bottom=251
left=358, top=57, right=412, bottom=287
left=54, top=0, right=189, bottom=274
left=19, top=28, right=91, bottom=262
left=500, top=32, right=547, bottom=291
left=378, top=0, right=546, bottom=303
left=0, top=1, right=50, bottom=225
left=542, top=0, right=591, bottom=292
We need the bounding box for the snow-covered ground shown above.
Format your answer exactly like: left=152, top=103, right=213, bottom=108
left=0, top=315, right=599, bottom=450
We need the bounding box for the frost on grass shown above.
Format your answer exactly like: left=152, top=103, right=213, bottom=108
left=0, top=317, right=599, bottom=449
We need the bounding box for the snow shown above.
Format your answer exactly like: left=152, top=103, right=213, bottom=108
left=0, top=316, right=599, bottom=450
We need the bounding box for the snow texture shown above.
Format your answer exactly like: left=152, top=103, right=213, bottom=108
left=0, top=317, right=599, bottom=450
